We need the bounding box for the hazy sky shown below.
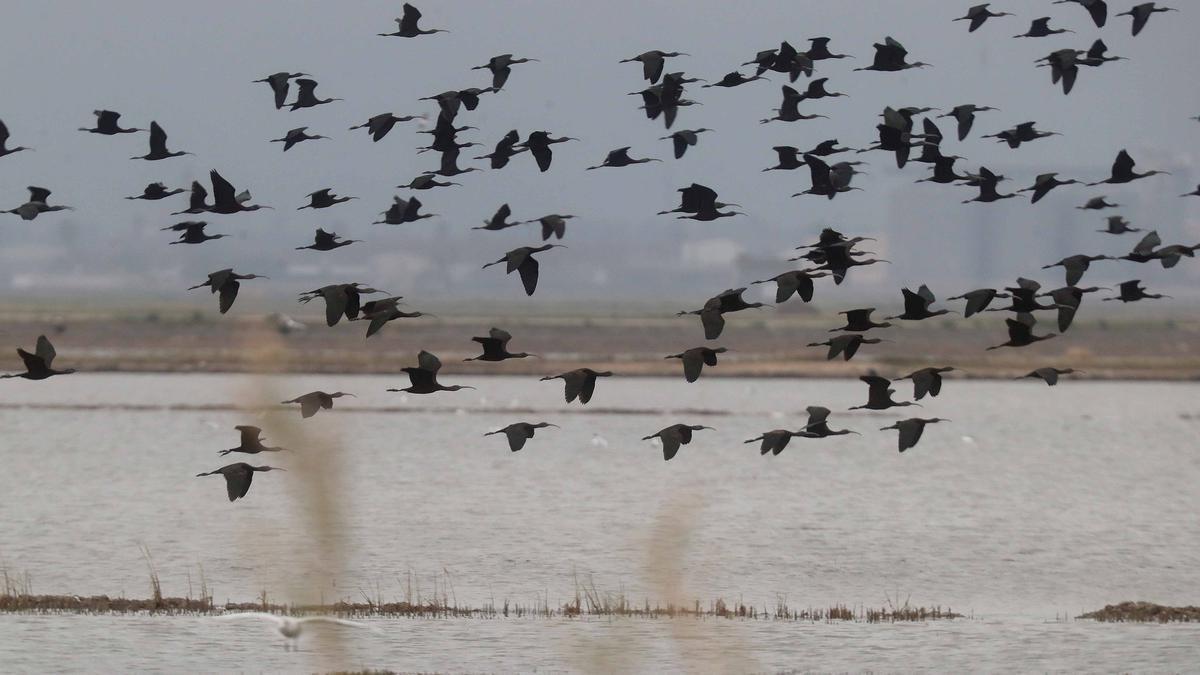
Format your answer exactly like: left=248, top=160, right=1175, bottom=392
left=1, top=0, right=1198, bottom=307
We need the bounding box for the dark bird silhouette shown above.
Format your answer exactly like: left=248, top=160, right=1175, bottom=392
left=486, top=422, right=558, bottom=452
left=795, top=78, right=846, bottom=101
left=983, top=122, right=1059, bottom=148
left=987, top=313, right=1057, bottom=350
left=855, top=37, right=931, bottom=72
left=1182, top=185, right=1200, bottom=198
left=203, top=170, right=271, bottom=214
left=297, top=228, right=358, bottom=252
left=298, top=283, right=384, bottom=326
left=1020, top=173, right=1080, bottom=204
left=860, top=107, right=931, bottom=168
left=388, top=351, right=473, bottom=394
left=420, top=88, right=494, bottom=122
left=1117, top=231, right=1164, bottom=264
left=763, top=146, right=807, bottom=171
left=621, top=50, right=689, bottom=84
left=658, top=183, right=739, bottom=216
left=989, top=279, right=1059, bottom=314
left=128, top=182, right=184, bottom=201
left=1020, top=367, right=1081, bottom=386
left=519, top=214, right=575, bottom=240
left=172, top=181, right=211, bottom=215
left=760, top=86, right=830, bottom=124
left=1037, top=49, right=1084, bottom=95
left=881, top=418, right=949, bottom=453
left=289, top=79, right=341, bottom=111
left=380, top=3, right=447, bottom=37
left=897, top=366, right=957, bottom=401
left=0, top=119, right=32, bottom=158
left=1088, top=150, right=1169, bottom=186
left=948, top=288, right=1010, bottom=317
left=916, top=154, right=968, bottom=184
left=678, top=288, right=766, bottom=339
left=196, top=463, right=284, bottom=502
left=282, top=391, right=354, bottom=418
left=375, top=195, right=434, bottom=224
left=1014, top=17, right=1074, bottom=37
left=482, top=245, right=566, bottom=296
left=751, top=269, right=828, bottom=304
left=474, top=203, right=520, bottom=231
left=887, top=285, right=953, bottom=320
left=1042, top=254, right=1112, bottom=286
left=465, top=327, right=536, bottom=362
left=745, top=429, right=810, bottom=456
left=516, top=131, right=577, bottom=172
left=399, top=174, right=459, bottom=190
left=665, top=346, right=727, bottom=383
left=588, top=147, right=661, bottom=170
left=299, top=188, right=356, bottom=210
left=1, top=335, right=75, bottom=380
left=4, top=186, right=73, bottom=221
left=793, top=154, right=861, bottom=199
left=660, top=128, right=711, bottom=159
left=220, top=425, right=288, bottom=456
left=350, top=113, right=418, bottom=142
left=806, top=37, right=852, bottom=60
left=938, top=104, right=998, bottom=141
left=1117, top=2, right=1177, bottom=35
left=800, top=406, right=859, bottom=438
left=163, top=221, right=227, bottom=245
left=1053, top=0, right=1108, bottom=27
left=754, top=40, right=814, bottom=81
left=475, top=130, right=526, bottom=169
left=791, top=241, right=889, bottom=285
left=1104, top=280, right=1169, bottom=303
left=849, top=374, right=919, bottom=411
left=961, top=167, right=1016, bottom=204
left=1098, top=215, right=1138, bottom=235
left=1078, top=195, right=1120, bottom=210
left=643, top=424, right=712, bottom=461
left=808, top=334, right=887, bottom=361
left=189, top=269, right=266, bottom=314
left=1040, top=286, right=1105, bottom=332
left=833, top=308, right=892, bottom=332
left=253, top=72, right=308, bottom=109
left=270, top=127, right=328, bottom=152
left=541, top=368, right=613, bottom=404
left=131, top=121, right=192, bottom=160
left=79, top=110, right=141, bottom=135
left=1079, top=39, right=1126, bottom=66
left=355, top=297, right=429, bottom=338
left=955, top=4, right=1013, bottom=31
left=702, top=71, right=766, bottom=88
left=472, top=54, right=538, bottom=90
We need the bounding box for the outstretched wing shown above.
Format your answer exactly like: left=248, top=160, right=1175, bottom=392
left=517, top=256, right=540, bottom=296
left=34, top=335, right=56, bottom=366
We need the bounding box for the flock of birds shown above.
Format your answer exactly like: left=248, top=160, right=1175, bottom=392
left=2, top=2, right=1199, bottom=506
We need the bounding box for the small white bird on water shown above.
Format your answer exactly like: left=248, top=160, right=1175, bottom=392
left=211, top=612, right=378, bottom=649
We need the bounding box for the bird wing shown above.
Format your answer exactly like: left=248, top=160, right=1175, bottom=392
left=911, top=370, right=934, bottom=400
left=27, top=186, right=51, bottom=204
left=659, top=430, right=682, bottom=460
left=34, top=335, right=56, bottom=366
left=1131, top=231, right=1161, bottom=255
left=559, top=370, right=586, bottom=403
left=236, top=425, right=263, bottom=446
left=0, top=119, right=9, bottom=146
left=1112, top=150, right=1135, bottom=180
left=488, top=327, right=513, bottom=344
left=700, top=307, right=725, bottom=340
left=400, top=2, right=422, bottom=33
left=1087, top=0, right=1108, bottom=27
left=227, top=465, right=253, bottom=501
left=16, top=348, right=46, bottom=374
left=517, top=256, right=540, bottom=296
left=149, top=121, right=168, bottom=156
left=897, top=420, right=925, bottom=453
left=504, top=426, right=529, bottom=452
left=209, top=170, right=237, bottom=207
left=217, top=279, right=241, bottom=314
left=805, top=155, right=831, bottom=190
left=299, top=396, right=320, bottom=418
left=321, top=288, right=346, bottom=327
left=681, top=351, right=703, bottom=383
left=417, top=350, right=443, bottom=374
left=672, top=135, right=687, bottom=159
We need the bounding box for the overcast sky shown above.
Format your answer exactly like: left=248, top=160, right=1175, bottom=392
left=1, top=0, right=1197, bottom=308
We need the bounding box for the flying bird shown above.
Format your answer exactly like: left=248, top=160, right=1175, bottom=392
left=298, top=283, right=384, bottom=326
left=1116, top=2, right=1177, bottom=36
left=127, top=182, right=184, bottom=201
left=472, top=54, right=538, bottom=90
left=677, top=288, right=766, bottom=339
left=751, top=269, right=827, bottom=304
left=464, top=327, right=536, bottom=362
left=296, top=228, right=358, bottom=252
left=954, top=4, right=1013, bottom=32
left=163, top=221, right=227, bottom=245
left=516, top=131, right=577, bottom=172
left=220, top=425, right=288, bottom=456
left=349, top=112, right=419, bottom=142
left=79, top=110, right=141, bottom=135
left=587, top=147, right=661, bottom=169
left=485, top=422, right=558, bottom=452
left=270, top=127, right=328, bottom=152
left=1019, top=367, right=1080, bottom=386
left=1020, top=173, right=1080, bottom=203
left=660, top=128, right=711, bottom=159
left=643, top=424, right=712, bottom=461
left=519, top=214, right=576, bottom=240
left=1, top=335, right=75, bottom=380
left=289, top=79, right=341, bottom=111
left=947, top=288, right=1010, bottom=317
left=1052, top=0, right=1108, bottom=27
left=482, top=245, right=566, bottom=296
left=281, top=391, right=355, bottom=418
left=621, top=50, right=689, bottom=84
left=130, top=121, right=192, bottom=160
left=1088, top=150, right=1169, bottom=185
left=849, top=374, right=919, bottom=411
left=881, top=418, right=949, bottom=453
left=854, top=37, right=931, bottom=72
left=388, top=351, right=474, bottom=394
left=253, top=72, right=308, bottom=109
left=380, top=3, right=447, bottom=37
left=209, top=612, right=375, bottom=647
left=299, top=189, right=356, bottom=210
left=540, top=368, right=613, bottom=404
left=896, top=367, right=956, bottom=400
left=886, top=285, right=953, bottom=321
left=4, top=186, right=73, bottom=221
left=0, top=119, right=32, bottom=158
left=188, top=269, right=267, bottom=314
left=665, top=346, right=727, bottom=383
left=195, top=464, right=284, bottom=502
left=987, top=314, right=1057, bottom=350
left=1014, top=17, right=1074, bottom=37
left=1103, top=280, right=1170, bottom=303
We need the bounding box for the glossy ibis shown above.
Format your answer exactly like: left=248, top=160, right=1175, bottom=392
left=289, top=79, right=341, bottom=111
left=1, top=335, right=75, bottom=380
left=189, top=269, right=266, bottom=314
left=482, top=244, right=566, bottom=295
left=1020, top=367, right=1080, bottom=386
left=79, top=110, right=141, bottom=135
left=1054, top=0, right=1108, bottom=27
left=4, top=186, right=73, bottom=221
left=388, top=351, right=474, bottom=394
left=196, top=463, right=284, bottom=502
left=0, top=119, right=31, bottom=158
left=1042, top=254, right=1111, bottom=286
left=702, top=72, right=766, bottom=88
left=130, top=121, right=192, bottom=160
left=1089, top=150, right=1169, bottom=185
left=1020, top=173, right=1080, bottom=203
left=516, top=131, right=576, bottom=172
left=947, top=288, right=1010, bottom=317
left=665, top=346, right=727, bottom=383
left=472, top=54, right=538, bottom=90
left=849, top=374, right=918, bottom=411
left=881, top=418, right=948, bottom=453
left=760, top=86, right=829, bottom=124
left=983, top=122, right=1059, bottom=148
left=897, top=366, right=956, bottom=400
left=987, top=314, right=1057, bottom=350
left=465, top=327, right=536, bottom=362
left=678, top=288, right=766, bottom=339
left=955, top=4, right=1013, bottom=31
left=832, top=308, right=892, bottom=332
left=1117, top=2, right=1177, bottom=35
left=751, top=269, right=827, bottom=303
left=281, top=391, right=354, bottom=418
left=297, top=228, right=358, bottom=252
left=163, top=221, right=226, bottom=245
left=299, top=189, right=356, bottom=210
left=745, top=429, right=810, bottom=456
left=887, top=285, right=953, bottom=320
left=854, top=37, right=930, bottom=72
left=475, top=130, right=526, bottom=169
left=808, top=334, right=887, bottom=361
left=801, top=406, right=859, bottom=438
left=220, top=425, right=287, bottom=456
left=298, top=283, right=384, bottom=326
left=1014, top=17, right=1074, bottom=37
left=474, top=203, right=520, bottom=231
left=375, top=196, right=434, bottom=224
left=349, top=113, right=418, bottom=142
left=380, top=4, right=447, bottom=37
left=270, top=127, right=328, bottom=152
left=519, top=214, right=575, bottom=240
left=660, top=128, right=710, bottom=159
left=128, top=182, right=184, bottom=201
left=1104, top=280, right=1169, bottom=303
left=643, top=424, right=712, bottom=461
left=253, top=72, right=308, bottom=109
left=541, top=368, right=612, bottom=404
left=486, top=422, right=557, bottom=452
left=1098, top=215, right=1138, bottom=234
left=621, top=50, right=689, bottom=84
left=938, top=104, right=998, bottom=140
left=205, top=170, right=271, bottom=214
left=1077, top=196, right=1120, bottom=210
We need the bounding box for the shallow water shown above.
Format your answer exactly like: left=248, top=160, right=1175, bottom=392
left=1, top=374, right=1199, bottom=672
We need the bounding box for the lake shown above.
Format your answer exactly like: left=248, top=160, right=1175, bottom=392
left=1, top=374, right=1198, bottom=672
